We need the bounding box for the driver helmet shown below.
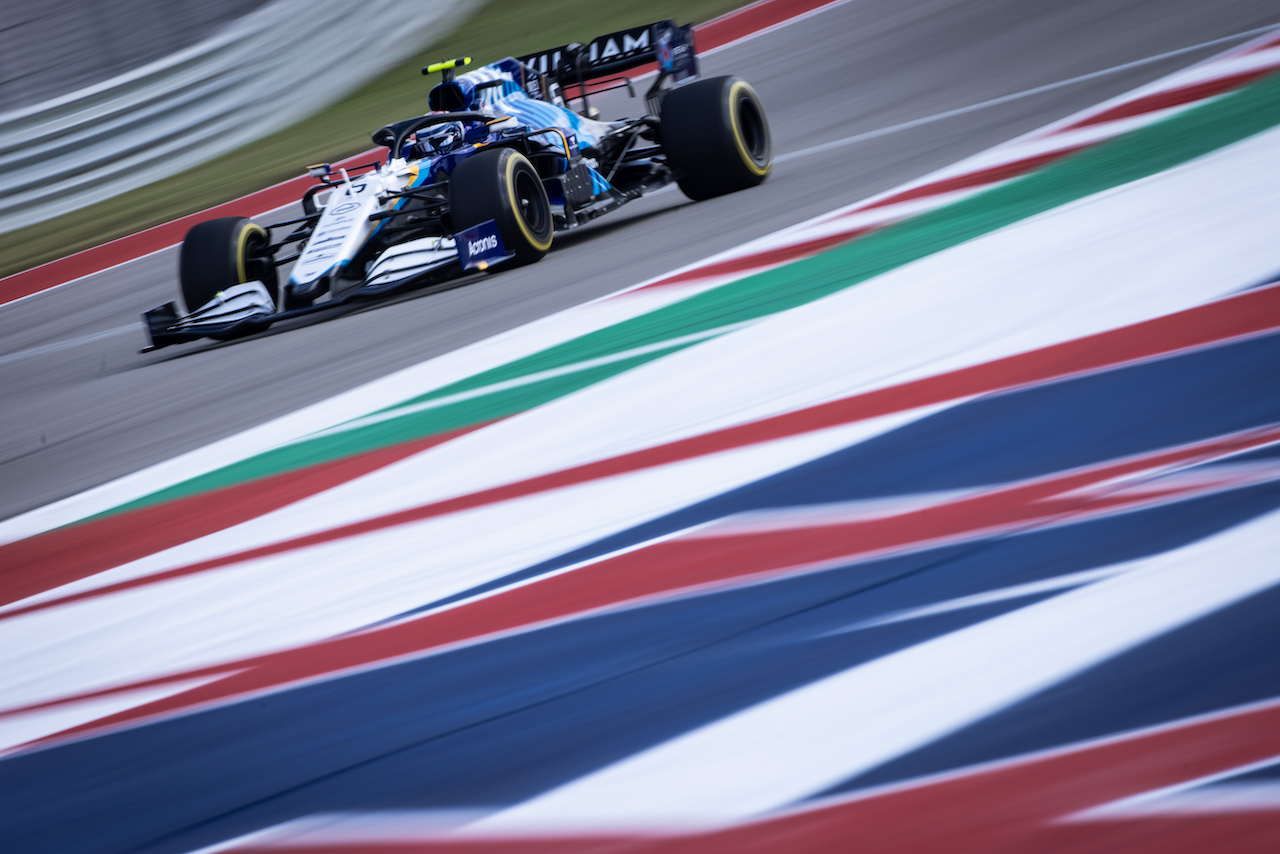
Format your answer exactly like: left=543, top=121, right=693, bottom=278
left=417, top=119, right=464, bottom=154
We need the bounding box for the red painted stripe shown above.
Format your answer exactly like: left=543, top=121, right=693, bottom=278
left=0, top=0, right=850, bottom=307
left=0, top=423, right=485, bottom=609
left=8, top=284, right=1280, bottom=625
left=1060, top=67, right=1278, bottom=131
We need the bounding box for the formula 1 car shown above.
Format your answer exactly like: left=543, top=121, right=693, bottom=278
left=143, top=20, right=772, bottom=349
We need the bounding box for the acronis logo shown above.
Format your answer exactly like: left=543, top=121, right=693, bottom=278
left=468, top=234, right=499, bottom=255
left=456, top=219, right=507, bottom=271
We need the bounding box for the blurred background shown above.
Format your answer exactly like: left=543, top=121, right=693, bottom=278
left=0, top=0, right=270, bottom=112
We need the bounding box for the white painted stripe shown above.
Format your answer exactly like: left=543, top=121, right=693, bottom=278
left=1085, top=782, right=1280, bottom=814
left=249, top=810, right=491, bottom=845
left=687, top=489, right=981, bottom=537
left=295, top=320, right=758, bottom=443
left=1070, top=753, right=1280, bottom=818
left=826, top=566, right=1126, bottom=633
left=818, top=188, right=995, bottom=228
left=0, top=674, right=229, bottom=753
left=183, top=812, right=494, bottom=854
left=1063, top=459, right=1280, bottom=498
left=472, top=507, right=1280, bottom=832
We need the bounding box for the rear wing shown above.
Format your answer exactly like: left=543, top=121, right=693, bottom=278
left=518, top=20, right=697, bottom=108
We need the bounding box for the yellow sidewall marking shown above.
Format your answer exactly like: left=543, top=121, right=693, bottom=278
left=236, top=222, right=267, bottom=283
left=504, top=152, right=552, bottom=252
left=728, top=81, right=771, bottom=177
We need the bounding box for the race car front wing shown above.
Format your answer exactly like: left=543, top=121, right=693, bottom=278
left=141, top=219, right=512, bottom=351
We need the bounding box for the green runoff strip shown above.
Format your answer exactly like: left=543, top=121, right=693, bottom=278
left=95, top=69, right=1280, bottom=518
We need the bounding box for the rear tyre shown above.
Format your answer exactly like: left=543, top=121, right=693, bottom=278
left=449, top=148, right=553, bottom=267
left=660, top=76, right=772, bottom=201
left=179, top=217, right=278, bottom=313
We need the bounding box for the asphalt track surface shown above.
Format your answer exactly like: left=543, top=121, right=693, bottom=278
left=1, top=0, right=1277, bottom=521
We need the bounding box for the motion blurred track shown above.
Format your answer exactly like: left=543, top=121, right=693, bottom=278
left=1, top=0, right=1276, bottom=520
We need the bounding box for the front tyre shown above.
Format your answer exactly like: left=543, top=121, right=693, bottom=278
left=450, top=148, right=553, bottom=267
left=179, top=217, right=278, bottom=313
left=660, top=76, right=772, bottom=201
